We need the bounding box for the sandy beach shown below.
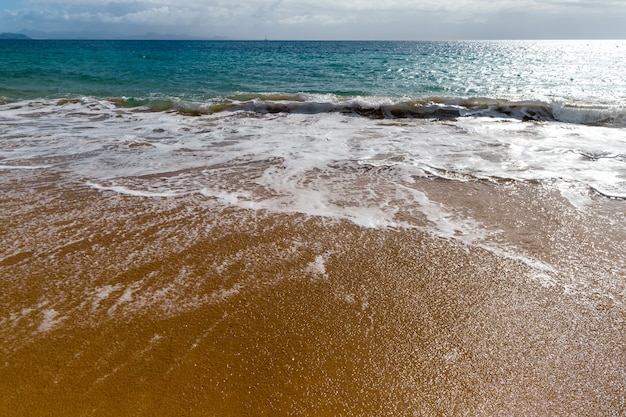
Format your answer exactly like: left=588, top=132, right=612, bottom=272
left=1, top=167, right=624, bottom=416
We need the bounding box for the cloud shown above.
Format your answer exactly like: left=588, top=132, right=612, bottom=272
left=2, top=0, right=625, bottom=39
left=278, top=14, right=355, bottom=25
left=253, top=0, right=283, bottom=18
left=3, top=1, right=244, bottom=31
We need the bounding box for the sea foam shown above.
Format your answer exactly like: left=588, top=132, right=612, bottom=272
left=1, top=98, right=625, bottom=236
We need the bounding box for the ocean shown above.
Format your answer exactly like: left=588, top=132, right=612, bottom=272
left=1, top=40, right=625, bottom=415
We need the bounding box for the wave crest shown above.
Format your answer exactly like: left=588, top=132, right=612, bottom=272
left=109, top=94, right=626, bottom=127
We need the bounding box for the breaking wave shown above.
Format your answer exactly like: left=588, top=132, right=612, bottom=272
left=108, top=94, right=626, bottom=127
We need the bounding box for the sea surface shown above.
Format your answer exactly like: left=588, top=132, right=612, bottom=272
left=1, top=40, right=625, bottom=416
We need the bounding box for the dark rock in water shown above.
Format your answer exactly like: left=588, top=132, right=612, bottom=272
left=0, top=33, right=31, bottom=40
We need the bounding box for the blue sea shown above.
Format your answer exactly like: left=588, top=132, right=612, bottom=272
left=2, top=40, right=626, bottom=112
left=1, top=40, right=626, bottom=415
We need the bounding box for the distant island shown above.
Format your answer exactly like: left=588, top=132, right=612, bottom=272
left=7, top=30, right=230, bottom=40
left=0, top=33, right=31, bottom=40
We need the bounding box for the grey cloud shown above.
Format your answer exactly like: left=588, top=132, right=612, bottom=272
left=254, top=0, right=283, bottom=18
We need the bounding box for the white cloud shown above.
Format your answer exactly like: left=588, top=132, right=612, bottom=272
left=2, top=0, right=625, bottom=39
left=278, top=14, right=355, bottom=25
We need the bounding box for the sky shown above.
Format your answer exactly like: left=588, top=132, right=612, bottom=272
left=1, top=0, right=625, bottom=40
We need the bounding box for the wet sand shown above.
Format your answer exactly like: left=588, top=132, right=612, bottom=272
left=1, top=170, right=625, bottom=416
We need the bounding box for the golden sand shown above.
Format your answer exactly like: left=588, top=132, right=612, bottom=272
left=1, top=172, right=625, bottom=416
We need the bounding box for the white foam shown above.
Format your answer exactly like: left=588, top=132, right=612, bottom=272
left=3, top=99, right=624, bottom=201
left=38, top=308, right=64, bottom=332
left=86, top=182, right=185, bottom=198
left=305, top=255, right=328, bottom=279
left=557, top=181, right=593, bottom=211
left=107, top=284, right=140, bottom=315
left=199, top=188, right=260, bottom=209
left=2, top=97, right=625, bottom=255
left=397, top=185, right=490, bottom=243
left=208, top=284, right=244, bottom=303
left=0, top=164, right=51, bottom=170
left=91, top=284, right=121, bottom=311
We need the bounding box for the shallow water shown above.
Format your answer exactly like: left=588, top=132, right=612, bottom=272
left=1, top=155, right=625, bottom=415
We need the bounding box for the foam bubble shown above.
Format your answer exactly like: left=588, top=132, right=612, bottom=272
left=305, top=255, right=328, bottom=278
left=86, top=182, right=185, bottom=198
left=208, top=284, right=244, bottom=303
left=557, top=181, right=593, bottom=210
left=38, top=309, right=64, bottom=332
left=91, top=284, right=121, bottom=311
left=107, top=285, right=139, bottom=316
left=0, top=164, right=51, bottom=170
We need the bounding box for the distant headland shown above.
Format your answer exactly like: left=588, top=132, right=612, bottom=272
left=0, top=30, right=230, bottom=40
left=0, top=33, right=31, bottom=40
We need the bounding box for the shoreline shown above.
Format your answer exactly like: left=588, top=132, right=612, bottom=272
left=1, top=171, right=624, bottom=415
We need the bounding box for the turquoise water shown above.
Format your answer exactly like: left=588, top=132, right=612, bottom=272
left=2, top=40, right=625, bottom=113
